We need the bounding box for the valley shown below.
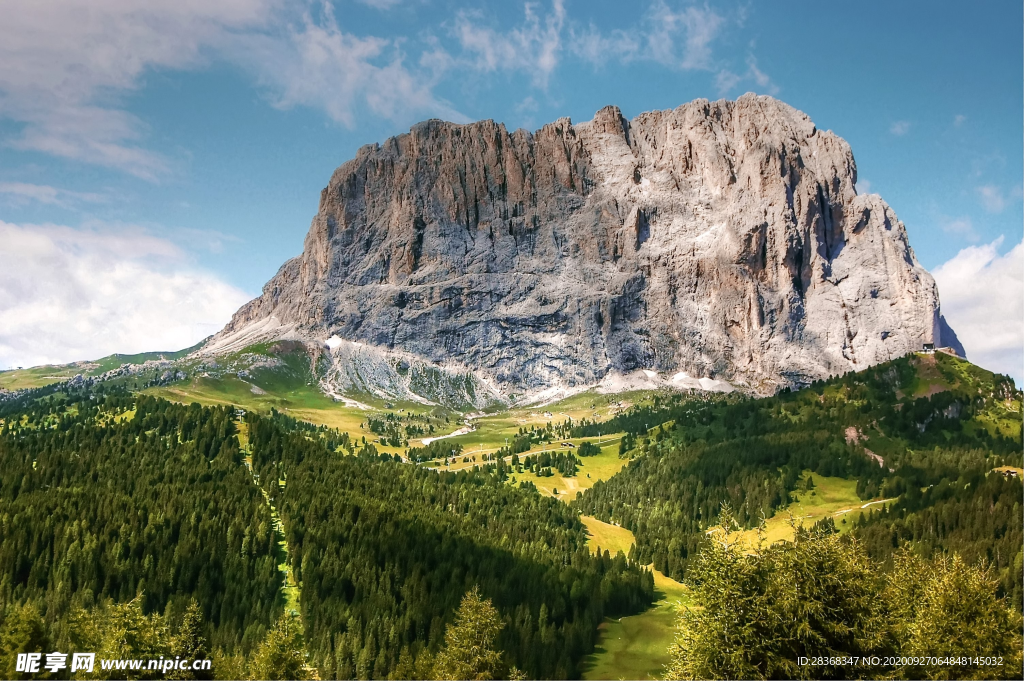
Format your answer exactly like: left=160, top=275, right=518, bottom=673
left=1, top=342, right=1021, bottom=680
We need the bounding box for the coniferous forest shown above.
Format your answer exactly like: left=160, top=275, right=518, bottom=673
left=247, top=412, right=653, bottom=679
left=0, top=350, right=1020, bottom=680
left=0, top=386, right=653, bottom=679
left=573, top=355, right=1024, bottom=611
left=0, top=393, right=281, bottom=655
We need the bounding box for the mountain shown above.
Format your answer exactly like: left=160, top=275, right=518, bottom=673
left=204, top=94, right=962, bottom=404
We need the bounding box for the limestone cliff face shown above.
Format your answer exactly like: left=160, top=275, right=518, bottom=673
left=210, top=94, right=961, bottom=398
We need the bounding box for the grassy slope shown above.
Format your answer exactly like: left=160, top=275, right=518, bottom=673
left=0, top=346, right=200, bottom=391
left=579, top=515, right=689, bottom=681
left=727, top=473, right=887, bottom=549
left=907, top=352, right=1021, bottom=438
left=147, top=375, right=391, bottom=453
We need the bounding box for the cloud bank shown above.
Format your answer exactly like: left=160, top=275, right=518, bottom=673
left=932, top=238, right=1023, bottom=384
left=0, top=221, right=252, bottom=370
left=0, top=0, right=461, bottom=179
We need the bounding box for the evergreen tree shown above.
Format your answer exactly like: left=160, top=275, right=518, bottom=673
left=102, top=597, right=171, bottom=680
left=169, top=600, right=211, bottom=680
left=433, top=587, right=503, bottom=681
left=0, top=603, right=50, bottom=680
left=883, top=552, right=1024, bottom=680
left=247, top=615, right=307, bottom=681
left=666, top=509, right=1024, bottom=680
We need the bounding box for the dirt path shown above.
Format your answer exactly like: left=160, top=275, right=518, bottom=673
left=420, top=423, right=475, bottom=445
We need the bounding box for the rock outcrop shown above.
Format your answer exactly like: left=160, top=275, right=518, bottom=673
left=207, top=94, right=961, bottom=400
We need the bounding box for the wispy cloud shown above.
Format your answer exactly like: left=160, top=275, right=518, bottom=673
left=933, top=237, right=1023, bottom=383
left=0, top=0, right=280, bottom=179
left=569, top=1, right=728, bottom=73
left=714, top=55, right=778, bottom=96
left=0, top=220, right=252, bottom=369
left=976, top=184, right=1007, bottom=213
left=452, top=0, right=567, bottom=87
left=953, top=114, right=967, bottom=126
left=239, top=4, right=463, bottom=127
left=566, top=2, right=774, bottom=97
left=0, top=0, right=461, bottom=179
left=645, top=0, right=724, bottom=70
left=356, top=0, right=405, bottom=8
left=889, top=120, right=911, bottom=136
left=938, top=215, right=979, bottom=242
left=0, top=182, right=107, bottom=207
left=714, top=69, right=742, bottom=93
left=569, top=24, right=641, bottom=65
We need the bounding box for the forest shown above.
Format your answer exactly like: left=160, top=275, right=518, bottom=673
left=0, top=387, right=654, bottom=679
left=0, top=350, right=1020, bottom=679
left=247, top=413, right=654, bottom=679
left=574, top=354, right=1024, bottom=610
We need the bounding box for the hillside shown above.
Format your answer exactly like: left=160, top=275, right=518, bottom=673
left=0, top=344, right=200, bottom=391
left=573, top=351, right=1023, bottom=608
left=1, top=344, right=1019, bottom=679
left=0, top=386, right=654, bottom=679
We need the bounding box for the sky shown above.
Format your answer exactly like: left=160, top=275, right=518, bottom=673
left=0, top=0, right=1021, bottom=382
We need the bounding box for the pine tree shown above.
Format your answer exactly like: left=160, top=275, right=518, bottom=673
left=96, top=596, right=172, bottom=680
left=248, top=615, right=307, bottom=681
left=433, top=587, right=504, bottom=681
left=0, top=603, right=50, bottom=680
left=169, top=600, right=211, bottom=680
left=888, top=553, right=1024, bottom=680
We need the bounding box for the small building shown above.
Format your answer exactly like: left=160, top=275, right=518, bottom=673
left=922, top=342, right=935, bottom=353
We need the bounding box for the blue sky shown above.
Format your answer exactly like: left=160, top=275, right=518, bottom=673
left=0, top=0, right=1021, bottom=380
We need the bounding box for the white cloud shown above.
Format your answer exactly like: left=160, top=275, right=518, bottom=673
left=714, top=69, right=742, bottom=94
left=714, top=55, right=778, bottom=96
left=856, top=179, right=872, bottom=194
left=645, top=0, right=723, bottom=69
left=569, top=1, right=726, bottom=73
left=0, top=0, right=278, bottom=179
left=954, top=114, right=967, bottom=126
left=938, top=215, right=979, bottom=242
left=0, top=220, right=252, bottom=370
left=932, top=237, right=1023, bottom=383
left=889, top=120, right=910, bottom=136
left=569, top=25, right=641, bottom=65
left=240, top=5, right=462, bottom=127
left=0, top=0, right=459, bottom=178
left=976, top=184, right=1006, bottom=213
left=0, top=182, right=107, bottom=207
left=356, top=0, right=405, bottom=8
left=453, top=0, right=567, bottom=86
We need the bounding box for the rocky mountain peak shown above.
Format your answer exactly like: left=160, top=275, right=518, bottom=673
left=205, top=94, right=962, bottom=405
